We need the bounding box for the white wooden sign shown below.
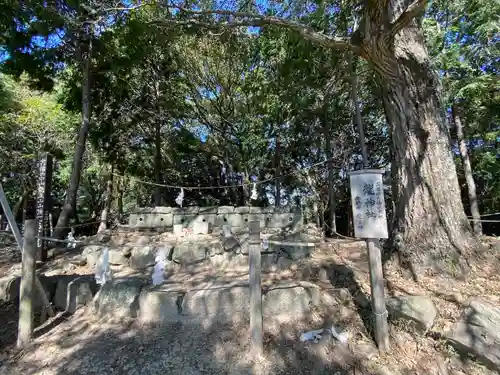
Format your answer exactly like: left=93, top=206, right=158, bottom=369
left=349, top=169, right=388, bottom=239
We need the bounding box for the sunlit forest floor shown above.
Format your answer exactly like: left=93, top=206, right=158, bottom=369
left=0, top=235, right=499, bottom=374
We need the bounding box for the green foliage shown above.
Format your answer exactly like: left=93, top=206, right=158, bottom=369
left=0, top=0, right=498, bottom=235
left=0, top=73, right=77, bottom=205
left=425, top=0, right=500, bottom=216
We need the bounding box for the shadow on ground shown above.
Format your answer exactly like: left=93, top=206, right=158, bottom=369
left=0, top=254, right=380, bottom=375
left=298, top=259, right=374, bottom=342
left=2, top=244, right=485, bottom=375
left=0, top=314, right=369, bottom=375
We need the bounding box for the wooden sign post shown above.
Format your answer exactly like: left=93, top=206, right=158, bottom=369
left=35, top=153, right=53, bottom=262
left=248, top=221, right=263, bottom=358
left=349, top=169, right=390, bottom=352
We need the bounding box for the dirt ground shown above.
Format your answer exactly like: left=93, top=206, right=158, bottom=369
left=0, top=231, right=499, bottom=375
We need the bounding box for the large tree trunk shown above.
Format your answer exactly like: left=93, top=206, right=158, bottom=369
left=360, top=4, right=476, bottom=275
left=452, top=105, right=482, bottom=236
left=53, top=33, right=92, bottom=240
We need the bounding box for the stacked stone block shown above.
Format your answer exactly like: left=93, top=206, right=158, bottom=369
left=129, top=206, right=303, bottom=232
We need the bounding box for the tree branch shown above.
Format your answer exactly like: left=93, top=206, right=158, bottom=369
left=390, top=0, right=429, bottom=35
left=105, top=2, right=354, bottom=51
left=101, top=3, right=151, bottom=13
left=172, top=6, right=353, bottom=50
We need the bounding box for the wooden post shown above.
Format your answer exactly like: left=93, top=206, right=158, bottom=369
left=367, top=239, right=390, bottom=352
left=35, top=152, right=53, bottom=261
left=0, top=183, right=55, bottom=318
left=0, top=183, right=23, bottom=249
left=350, top=52, right=389, bottom=352
left=17, top=220, right=36, bottom=348
left=248, top=221, right=263, bottom=358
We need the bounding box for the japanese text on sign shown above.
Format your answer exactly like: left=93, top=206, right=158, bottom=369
left=349, top=170, right=388, bottom=239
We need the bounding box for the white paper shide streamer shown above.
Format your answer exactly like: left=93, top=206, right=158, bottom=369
left=175, top=188, right=184, bottom=207
left=262, top=238, right=269, bottom=250
left=251, top=182, right=258, bottom=200
left=95, top=247, right=113, bottom=285
left=152, top=247, right=168, bottom=285
left=66, top=232, right=77, bottom=249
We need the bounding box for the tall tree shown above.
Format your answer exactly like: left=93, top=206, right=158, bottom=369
left=2, top=0, right=130, bottom=238
left=131, top=0, right=479, bottom=274
left=424, top=0, right=499, bottom=236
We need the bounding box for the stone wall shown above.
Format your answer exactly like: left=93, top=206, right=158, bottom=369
left=129, top=206, right=303, bottom=231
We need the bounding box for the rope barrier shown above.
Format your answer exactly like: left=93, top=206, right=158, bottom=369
left=468, top=212, right=500, bottom=218
left=33, top=235, right=154, bottom=248
left=3, top=217, right=500, bottom=244
left=112, top=157, right=343, bottom=190
left=468, top=219, right=500, bottom=223
left=60, top=221, right=102, bottom=229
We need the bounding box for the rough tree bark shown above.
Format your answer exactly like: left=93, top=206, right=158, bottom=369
left=452, top=105, right=482, bottom=235
left=53, top=31, right=92, bottom=240
left=357, top=0, right=476, bottom=274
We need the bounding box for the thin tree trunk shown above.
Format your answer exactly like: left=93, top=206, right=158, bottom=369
left=452, top=105, right=482, bottom=236
left=361, top=5, right=477, bottom=275
left=350, top=55, right=368, bottom=167
left=311, top=200, right=318, bottom=228
left=21, top=197, right=27, bottom=235
left=275, top=136, right=281, bottom=208
left=116, top=174, right=123, bottom=224
left=154, top=121, right=162, bottom=206
left=258, top=170, right=267, bottom=206
left=98, top=166, right=113, bottom=233
left=53, top=31, right=92, bottom=240
left=323, top=109, right=336, bottom=236
left=242, top=170, right=250, bottom=205
left=226, top=162, right=238, bottom=205
left=13, top=190, right=29, bottom=222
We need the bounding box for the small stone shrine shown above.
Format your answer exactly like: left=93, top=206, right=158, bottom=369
left=128, top=206, right=303, bottom=233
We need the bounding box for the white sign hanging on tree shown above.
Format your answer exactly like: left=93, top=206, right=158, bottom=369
left=349, top=169, right=388, bottom=239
